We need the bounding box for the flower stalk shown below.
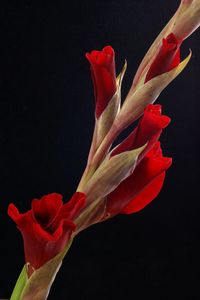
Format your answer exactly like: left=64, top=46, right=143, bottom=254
left=6, top=1, right=200, bottom=300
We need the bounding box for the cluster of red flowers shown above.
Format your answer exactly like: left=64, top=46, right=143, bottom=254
left=4, top=2, right=200, bottom=300
left=8, top=32, right=182, bottom=272
left=8, top=193, right=85, bottom=271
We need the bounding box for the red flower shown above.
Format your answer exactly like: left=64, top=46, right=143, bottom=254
left=145, top=33, right=182, bottom=82
left=111, top=104, right=170, bottom=161
left=8, top=192, right=85, bottom=272
left=86, top=46, right=117, bottom=118
left=107, top=142, right=172, bottom=216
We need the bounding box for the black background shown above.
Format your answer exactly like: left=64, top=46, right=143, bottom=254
left=1, top=0, right=200, bottom=299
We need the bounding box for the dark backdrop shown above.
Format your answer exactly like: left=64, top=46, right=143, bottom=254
left=1, top=0, right=200, bottom=299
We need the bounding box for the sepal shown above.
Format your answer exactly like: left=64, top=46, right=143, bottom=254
left=10, top=240, right=73, bottom=300
left=88, top=60, right=127, bottom=164
left=132, top=0, right=194, bottom=89
left=114, top=51, right=191, bottom=131
left=82, top=144, right=146, bottom=204
left=10, top=266, right=28, bottom=300
left=173, top=0, right=200, bottom=40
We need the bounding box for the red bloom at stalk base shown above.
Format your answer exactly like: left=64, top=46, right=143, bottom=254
left=8, top=192, right=85, bottom=272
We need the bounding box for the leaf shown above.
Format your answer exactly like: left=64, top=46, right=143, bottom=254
left=9, top=240, right=73, bottom=300
left=83, top=144, right=146, bottom=205
left=94, top=60, right=127, bottom=150
left=75, top=197, right=105, bottom=233
left=95, top=92, right=120, bottom=149
left=115, top=51, right=191, bottom=131
left=10, top=266, right=28, bottom=300
left=20, top=240, right=73, bottom=300
left=116, top=60, right=127, bottom=90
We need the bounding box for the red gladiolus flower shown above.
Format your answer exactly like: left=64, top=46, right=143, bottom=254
left=107, top=142, right=172, bottom=216
left=145, top=33, right=182, bottom=82
left=8, top=192, right=85, bottom=272
left=86, top=46, right=117, bottom=118
left=111, top=104, right=170, bottom=160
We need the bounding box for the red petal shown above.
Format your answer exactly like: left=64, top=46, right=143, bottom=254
left=86, top=45, right=117, bottom=118
left=31, top=193, right=63, bottom=229
left=22, top=219, right=74, bottom=270
left=103, top=45, right=115, bottom=56
left=7, top=192, right=85, bottom=271
left=145, top=33, right=182, bottom=82
left=8, top=203, right=22, bottom=223
left=107, top=142, right=172, bottom=216
left=111, top=104, right=170, bottom=158
left=121, top=172, right=165, bottom=214
left=62, top=192, right=85, bottom=219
